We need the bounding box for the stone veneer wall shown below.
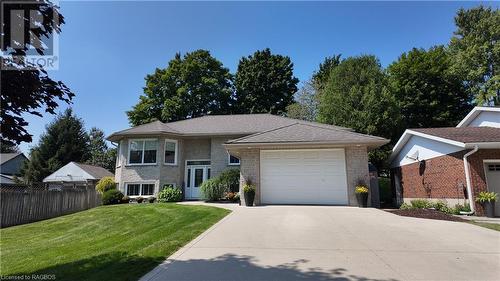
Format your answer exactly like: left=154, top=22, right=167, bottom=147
left=238, top=148, right=260, bottom=206
left=344, top=146, right=371, bottom=206
left=210, top=137, right=240, bottom=178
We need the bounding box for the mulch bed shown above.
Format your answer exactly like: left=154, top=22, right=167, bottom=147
left=387, top=208, right=468, bottom=222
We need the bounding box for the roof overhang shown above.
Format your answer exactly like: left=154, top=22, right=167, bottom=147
left=224, top=140, right=389, bottom=151
left=389, top=129, right=500, bottom=163
left=456, top=106, right=500, bottom=127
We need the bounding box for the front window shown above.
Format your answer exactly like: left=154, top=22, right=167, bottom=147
left=126, top=183, right=155, bottom=196
left=126, top=184, right=141, bottom=196
left=128, top=139, right=157, bottom=164
left=164, top=140, right=178, bottom=165
left=228, top=154, right=240, bottom=165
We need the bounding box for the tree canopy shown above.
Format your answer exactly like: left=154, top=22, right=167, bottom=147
left=1, top=0, right=73, bottom=146
left=286, top=80, right=318, bottom=122
left=127, top=50, right=233, bottom=126
left=449, top=5, right=500, bottom=105
left=234, top=48, right=299, bottom=114
left=22, top=109, right=90, bottom=183
left=87, top=127, right=116, bottom=172
left=318, top=55, right=400, bottom=141
left=388, top=46, right=473, bottom=131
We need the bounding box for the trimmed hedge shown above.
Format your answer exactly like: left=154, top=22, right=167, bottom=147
left=158, top=186, right=182, bottom=202
left=102, top=189, right=124, bottom=205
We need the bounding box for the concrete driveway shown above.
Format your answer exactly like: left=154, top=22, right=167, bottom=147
left=141, top=205, right=500, bottom=281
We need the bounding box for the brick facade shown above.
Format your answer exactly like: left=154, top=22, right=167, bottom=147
left=394, top=149, right=500, bottom=216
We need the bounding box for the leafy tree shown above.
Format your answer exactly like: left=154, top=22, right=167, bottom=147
left=1, top=141, right=20, bottom=153
left=317, top=55, right=401, bottom=171
left=286, top=80, right=318, bottom=121
left=388, top=46, right=473, bottom=131
left=86, top=127, right=116, bottom=172
left=449, top=6, right=500, bottom=105
left=234, top=48, right=299, bottom=114
left=22, top=109, right=90, bottom=183
left=1, top=0, right=73, bottom=146
left=312, top=54, right=342, bottom=91
left=127, top=50, right=233, bottom=125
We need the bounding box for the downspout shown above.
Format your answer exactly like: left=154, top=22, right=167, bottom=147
left=461, top=145, right=479, bottom=215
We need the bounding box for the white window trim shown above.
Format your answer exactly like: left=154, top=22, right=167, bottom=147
left=127, top=138, right=158, bottom=166
left=228, top=153, right=240, bottom=166
left=164, top=139, right=179, bottom=166
left=125, top=182, right=157, bottom=197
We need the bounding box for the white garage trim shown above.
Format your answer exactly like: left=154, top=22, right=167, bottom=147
left=259, top=149, right=349, bottom=205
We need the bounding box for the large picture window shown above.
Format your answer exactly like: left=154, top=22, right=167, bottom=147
left=164, top=139, right=178, bottom=165
left=128, top=139, right=157, bottom=164
left=126, top=183, right=155, bottom=196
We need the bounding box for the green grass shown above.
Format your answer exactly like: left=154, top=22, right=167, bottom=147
left=469, top=221, right=500, bottom=232
left=0, top=203, right=230, bottom=281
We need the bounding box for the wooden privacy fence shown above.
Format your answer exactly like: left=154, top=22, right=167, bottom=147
left=1, top=184, right=101, bottom=228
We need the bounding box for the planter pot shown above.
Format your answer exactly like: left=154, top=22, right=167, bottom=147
left=356, top=193, right=368, bottom=208
left=483, top=201, right=495, bottom=218
left=244, top=192, right=255, bottom=207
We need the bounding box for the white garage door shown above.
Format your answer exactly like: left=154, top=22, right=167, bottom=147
left=260, top=149, right=348, bottom=205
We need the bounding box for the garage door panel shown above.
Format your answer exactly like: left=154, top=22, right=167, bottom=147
left=260, top=149, right=348, bottom=205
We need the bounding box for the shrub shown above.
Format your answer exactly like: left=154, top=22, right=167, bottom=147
left=200, top=178, right=226, bottom=201
left=225, top=191, right=238, bottom=202
left=157, top=186, right=183, bottom=202
left=136, top=197, right=144, bottom=203
left=355, top=185, right=369, bottom=194
left=148, top=197, right=156, bottom=203
left=102, top=189, right=124, bottom=205
left=121, top=196, right=130, bottom=204
left=219, top=169, right=240, bottom=193
left=95, top=177, right=116, bottom=194
left=475, top=191, right=498, bottom=203
left=453, top=203, right=471, bottom=214
left=399, top=202, right=413, bottom=210
left=430, top=200, right=453, bottom=214
left=410, top=199, right=432, bottom=209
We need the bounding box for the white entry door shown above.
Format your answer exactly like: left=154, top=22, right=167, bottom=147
left=185, top=165, right=210, bottom=199
left=260, top=149, right=349, bottom=205
left=485, top=163, right=500, bottom=216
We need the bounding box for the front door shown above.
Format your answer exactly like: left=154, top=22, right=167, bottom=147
left=485, top=163, right=500, bottom=216
left=185, top=165, right=210, bottom=199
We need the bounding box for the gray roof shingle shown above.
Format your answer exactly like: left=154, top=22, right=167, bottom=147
left=0, top=153, right=25, bottom=165
left=225, top=123, right=389, bottom=146
left=107, top=114, right=351, bottom=141
left=74, top=163, right=114, bottom=179
left=411, top=127, right=500, bottom=143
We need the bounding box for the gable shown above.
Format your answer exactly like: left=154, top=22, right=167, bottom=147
left=43, top=162, right=96, bottom=182
left=391, top=135, right=464, bottom=168
left=467, top=111, right=500, bottom=128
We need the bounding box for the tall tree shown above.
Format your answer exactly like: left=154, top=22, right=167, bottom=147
left=388, top=46, right=473, bottom=131
left=234, top=48, right=299, bottom=114
left=317, top=55, right=401, bottom=170
left=449, top=5, right=500, bottom=105
left=22, top=109, right=90, bottom=183
left=127, top=50, right=233, bottom=126
left=86, top=127, right=115, bottom=172
left=312, top=54, right=342, bottom=91
left=1, top=0, right=73, bottom=146
left=286, top=80, right=318, bottom=121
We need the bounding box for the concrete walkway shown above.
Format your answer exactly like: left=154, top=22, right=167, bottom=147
left=141, top=204, right=500, bottom=281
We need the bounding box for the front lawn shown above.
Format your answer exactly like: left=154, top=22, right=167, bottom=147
left=0, top=203, right=230, bottom=281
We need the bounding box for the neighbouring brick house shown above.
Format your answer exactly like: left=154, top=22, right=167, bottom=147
left=107, top=114, right=388, bottom=206
left=390, top=107, right=500, bottom=216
